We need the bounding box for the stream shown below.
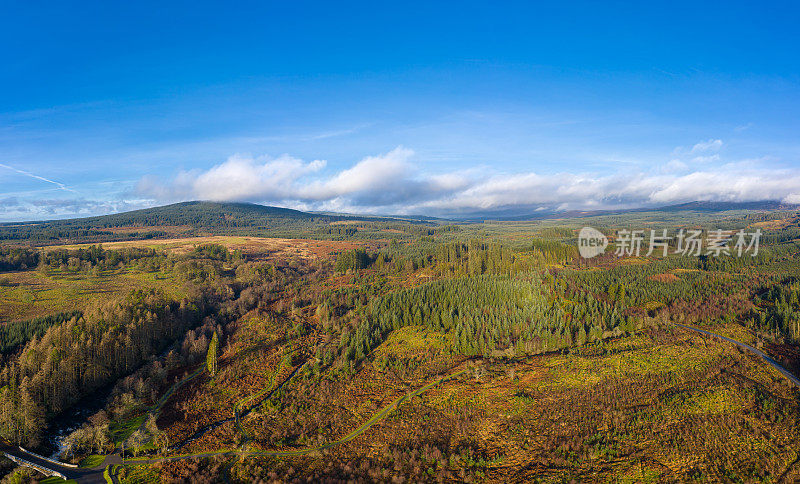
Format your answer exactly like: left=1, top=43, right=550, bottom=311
left=40, top=384, right=116, bottom=461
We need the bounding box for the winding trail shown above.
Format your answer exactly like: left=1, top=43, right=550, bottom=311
left=126, top=369, right=467, bottom=465
left=167, top=359, right=308, bottom=452
left=155, top=366, right=205, bottom=411
left=12, top=323, right=799, bottom=482
left=674, top=323, right=800, bottom=388
left=234, top=351, right=299, bottom=440
left=126, top=323, right=800, bottom=468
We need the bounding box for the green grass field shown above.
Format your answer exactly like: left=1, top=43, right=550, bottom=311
left=78, top=454, right=106, bottom=468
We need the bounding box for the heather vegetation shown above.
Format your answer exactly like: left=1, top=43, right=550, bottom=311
left=1, top=205, right=800, bottom=482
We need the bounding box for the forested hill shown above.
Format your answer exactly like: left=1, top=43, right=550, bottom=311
left=0, top=201, right=436, bottom=244
left=70, top=201, right=321, bottom=227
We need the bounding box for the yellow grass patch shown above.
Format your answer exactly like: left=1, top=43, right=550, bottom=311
left=648, top=273, right=681, bottom=283
left=42, top=236, right=360, bottom=261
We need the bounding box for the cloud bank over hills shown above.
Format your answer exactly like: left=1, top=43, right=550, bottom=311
left=2, top=139, right=799, bottom=221
left=134, top=141, right=800, bottom=218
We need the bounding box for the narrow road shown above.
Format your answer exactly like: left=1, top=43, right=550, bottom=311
left=0, top=443, right=119, bottom=483
left=674, top=323, right=800, bottom=388
left=13, top=323, right=796, bottom=482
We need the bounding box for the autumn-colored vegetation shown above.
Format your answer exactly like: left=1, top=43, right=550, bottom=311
left=2, top=205, right=800, bottom=482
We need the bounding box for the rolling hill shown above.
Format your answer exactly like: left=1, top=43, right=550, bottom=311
left=0, top=201, right=434, bottom=244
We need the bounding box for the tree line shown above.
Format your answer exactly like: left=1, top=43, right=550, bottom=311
left=0, top=310, right=83, bottom=355
left=0, top=289, right=207, bottom=446
left=749, top=279, right=800, bottom=344
left=331, top=273, right=632, bottom=373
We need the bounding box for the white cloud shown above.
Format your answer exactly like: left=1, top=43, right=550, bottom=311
left=137, top=153, right=326, bottom=202
left=299, top=146, right=413, bottom=200
left=134, top=144, right=800, bottom=217
left=0, top=196, right=153, bottom=221
left=691, top=154, right=720, bottom=164
left=196, top=154, right=326, bottom=201
left=691, top=139, right=723, bottom=153
left=662, top=159, right=689, bottom=173
left=9, top=135, right=798, bottom=222
left=648, top=170, right=800, bottom=204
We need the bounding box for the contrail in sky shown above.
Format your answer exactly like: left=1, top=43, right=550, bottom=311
left=0, top=163, right=78, bottom=193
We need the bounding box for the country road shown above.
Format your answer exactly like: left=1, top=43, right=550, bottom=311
left=4, top=324, right=798, bottom=483
left=674, top=323, right=800, bottom=388
left=0, top=443, right=121, bottom=483
left=126, top=325, right=800, bottom=468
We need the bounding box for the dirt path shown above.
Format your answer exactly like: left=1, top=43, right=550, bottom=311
left=166, top=359, right=308, bottom=452
left=123, top=324, right=800, bottom=469
left=125, top=369, right=467, bottom=465
left=37, top=323, right=800, bottom=481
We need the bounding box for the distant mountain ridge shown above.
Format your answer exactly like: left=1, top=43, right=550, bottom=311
left=656, top=201, right=798, bottom=212
left=1, top=200, right=797, bottom=244
left=445, top=200, right=800, bottom=221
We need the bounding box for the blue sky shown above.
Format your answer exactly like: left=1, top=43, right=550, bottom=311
left=1, top=1, right=800, bottom=220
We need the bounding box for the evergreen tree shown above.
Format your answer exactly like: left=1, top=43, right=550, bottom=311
left=207, top=331, right=219, bottom=376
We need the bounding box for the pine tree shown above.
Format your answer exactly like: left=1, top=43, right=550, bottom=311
left=206, top=331, right=219, bottom=376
